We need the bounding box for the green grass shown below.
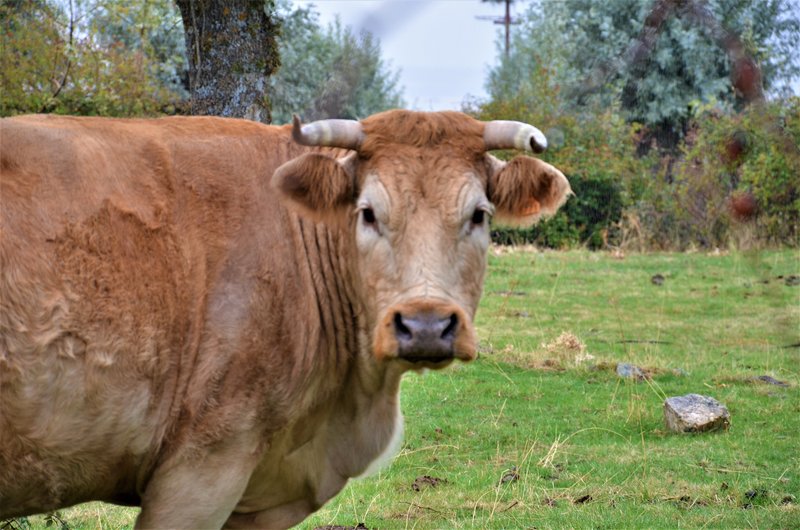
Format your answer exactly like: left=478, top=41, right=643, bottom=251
left=7, top=249, right=799, bottom=529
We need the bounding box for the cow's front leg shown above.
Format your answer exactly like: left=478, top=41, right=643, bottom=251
left=135, top=437, right=261, bottom=530
left=224, top=499, right=316, bottom=530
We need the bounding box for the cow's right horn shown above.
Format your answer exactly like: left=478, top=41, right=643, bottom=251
left=483, top=120, right=548, bottom=153
left=292, top=115, right=364, bottom=150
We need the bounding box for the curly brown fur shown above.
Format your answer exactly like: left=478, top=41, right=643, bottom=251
left=271, top=152, right=358, bottom=225
left=487, top=155, right=572, bottom=226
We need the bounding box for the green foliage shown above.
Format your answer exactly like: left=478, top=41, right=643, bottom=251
left=669, top=98, right=800, bottom=247
left=737, top=100, right=800, bottom=243
left=488, top=0, right=800, bottom=147
left=0, top=0, right=185, bottom=117
left=1, top=1, right=62, bottom=115
left=472, top=60, right=651, bottom=249
left=91, top=0, right=187, bottom=98
left=270, top=0, right=404, bottom=123
left=492, top=173, right=624, bottom=249
left=479, top=1, right=798, bottom=249
left=42, top=513, right=68, bottom=530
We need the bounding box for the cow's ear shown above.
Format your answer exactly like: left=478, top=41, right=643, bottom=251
left=272, top=152, right=358, bottom=222
left=485, top=153, right=572, bottom=226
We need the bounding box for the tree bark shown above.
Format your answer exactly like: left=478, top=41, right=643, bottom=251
left=176, top=0, right=280, bottom=122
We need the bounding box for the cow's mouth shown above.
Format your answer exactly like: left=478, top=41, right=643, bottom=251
left=399, top=354, right=454, bottom=369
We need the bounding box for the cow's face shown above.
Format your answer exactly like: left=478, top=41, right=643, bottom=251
left=353, top=151, right=492, bottom=368
left=273, top=111, right=570, bottom=370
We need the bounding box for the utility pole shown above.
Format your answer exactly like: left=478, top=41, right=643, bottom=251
left=476, top=0, right=520, bottom=57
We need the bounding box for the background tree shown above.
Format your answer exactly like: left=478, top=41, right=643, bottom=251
left=92, top=0, right=187, bottom=99
left=174, top=0, right=280, bottom=122
left=2, top=0, right=402, bottom=122
left=269, top=0, right=404, bottom=123
left=487, top=0, right=800, bottom=150
left=1, top=0, right=184, bottom=116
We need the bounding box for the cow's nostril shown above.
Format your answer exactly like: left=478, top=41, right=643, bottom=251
left=392, top=309, right=459, bottom=362
left=441, top=313, right=458, bottom=341
left=393, top=312, right=412, bottom=341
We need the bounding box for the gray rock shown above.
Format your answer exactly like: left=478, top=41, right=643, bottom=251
left=664, top=394, right=730, bottom=433
left=753, top=375, right=788, bottom=387
left=616, top=362, right=646, bottom=380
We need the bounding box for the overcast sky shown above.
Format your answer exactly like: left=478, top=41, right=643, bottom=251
left=291, top=0, right=520, bottom=110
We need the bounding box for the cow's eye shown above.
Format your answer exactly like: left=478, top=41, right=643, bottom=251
left=361, top=207, right=376, bottom=226
left=471, top=208, right=486, bottom=225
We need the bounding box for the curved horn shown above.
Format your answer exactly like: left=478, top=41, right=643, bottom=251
left=292, top=114, right=364, bottom=150
left=483, top=120, right=548, bottom=153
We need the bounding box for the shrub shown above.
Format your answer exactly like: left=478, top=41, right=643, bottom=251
left=491, top=170, right=624, bottom=249
left=472, top=65, right=651, bottom=249
left=737, top=99, right=800, bottom=244
left=1, top=1, right=184, bottom=117
left=666, top=98, right=800, bottom=247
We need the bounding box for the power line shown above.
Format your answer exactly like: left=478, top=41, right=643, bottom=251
left=476, top=0, right=520, bottom=57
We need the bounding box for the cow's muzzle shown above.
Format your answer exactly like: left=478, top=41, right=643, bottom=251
left=374, top=300, right=477, bottom=366
left=394, top=310, right=457, bottom=361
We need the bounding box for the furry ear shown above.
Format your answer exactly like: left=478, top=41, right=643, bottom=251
left=486, top=154, right=572, bottom=226
left=272, top=152, right=358, bottom=222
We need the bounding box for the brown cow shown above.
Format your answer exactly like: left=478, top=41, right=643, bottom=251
left=0, top=110, right=570, bottom=528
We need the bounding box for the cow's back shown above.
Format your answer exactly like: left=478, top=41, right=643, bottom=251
left=0, top=115, right=294, bottom=514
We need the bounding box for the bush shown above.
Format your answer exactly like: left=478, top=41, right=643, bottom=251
left=475, top=65, right=798, bottom=250
left=1, top=1, right=184, bottom=117
left=737, top=99, right=800, bottom=244
left=491, top=171, right=624, bottom=249
left=474, top=44, right=798, bottom=251
left=632, top=98, right=800, bottom=248
left=471, top=62, right=651, bottom=249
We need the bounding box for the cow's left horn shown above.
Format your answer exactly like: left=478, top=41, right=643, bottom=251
left=484, top=120, right=548, bottom=153
left=292, top=115, right=364, bottom=150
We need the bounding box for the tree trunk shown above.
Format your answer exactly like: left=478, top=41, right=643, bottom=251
left=176, top=0, right=280, bottom=122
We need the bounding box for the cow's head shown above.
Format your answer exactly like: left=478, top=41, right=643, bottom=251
left=273, top=111, right=570, bottom=370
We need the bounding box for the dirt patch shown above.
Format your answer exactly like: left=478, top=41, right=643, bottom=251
left=573, top=494, right=593, bottom=504
left=528, top=358, right=567, bottom=372
left=490, top=289, right=528, bottom=297
left=412, top=475, right=447, bottom=491
left=741, top=488, right=770, bottom=509
left=716, top=374, right=792, bottom=387
left=499, top=466, right=520, bottom=485
left=670, top=495, right=708, bottom=507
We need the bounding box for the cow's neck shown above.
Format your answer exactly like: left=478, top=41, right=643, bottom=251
left=289, top=214, right=403, bottom=478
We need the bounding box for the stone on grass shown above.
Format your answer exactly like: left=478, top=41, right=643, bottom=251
left=616, top=362, right=646, bottom=380
left=752, top=375, right=788, bottom=387
left=664, top=394, right=730, bottom=433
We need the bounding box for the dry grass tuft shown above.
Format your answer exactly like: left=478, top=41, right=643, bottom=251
left=492, top=331, right=599, bottom=371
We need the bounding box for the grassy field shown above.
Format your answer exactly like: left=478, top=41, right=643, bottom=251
left=6, top=249, right=799, bottom=529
